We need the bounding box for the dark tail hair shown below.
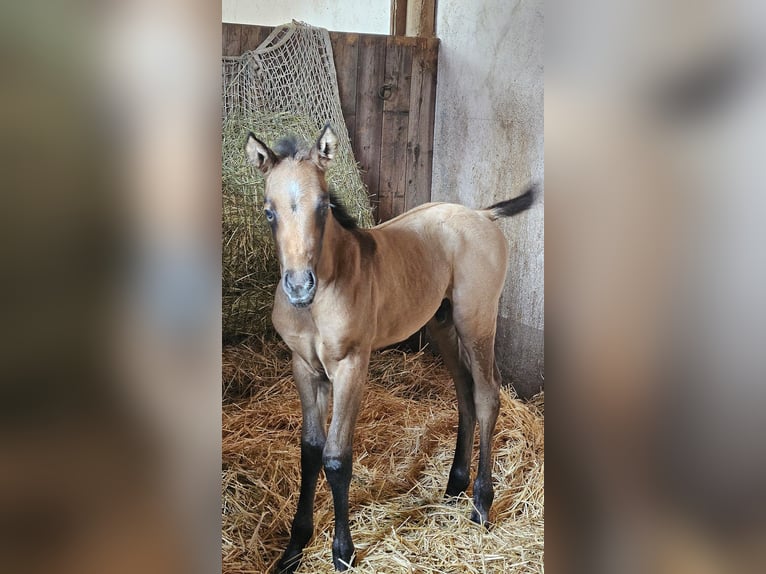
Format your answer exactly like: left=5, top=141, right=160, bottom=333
left=483, top=184, right=539, bottom=220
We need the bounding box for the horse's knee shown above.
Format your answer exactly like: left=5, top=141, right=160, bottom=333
left=323, top=451, right=352, bottom=487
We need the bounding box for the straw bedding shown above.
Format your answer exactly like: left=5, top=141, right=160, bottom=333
left=222, top=339, right=544, bottom=573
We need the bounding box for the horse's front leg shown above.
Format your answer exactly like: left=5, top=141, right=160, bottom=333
left=276, top=355, right=330, bottom=574
left=323, top=352, right=369, bottom=571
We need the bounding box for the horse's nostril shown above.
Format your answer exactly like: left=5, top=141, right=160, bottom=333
left=307, top=271, right=316, bottom=289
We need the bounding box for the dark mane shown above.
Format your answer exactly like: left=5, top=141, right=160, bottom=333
left=329, top=192, right=359, bottom=230
left=273, top=135, right=309, bottom=160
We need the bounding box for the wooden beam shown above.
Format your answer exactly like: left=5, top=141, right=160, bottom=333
left=406, top=0, right=436, bottom=37
left=222, top=23, right=241, bottom=56
left=418, top=0, right=436, bottom=37
left=391, top=0, right=408, bottom=36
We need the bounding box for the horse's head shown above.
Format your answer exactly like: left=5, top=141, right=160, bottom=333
left=245, top=124, right=338, bottom=308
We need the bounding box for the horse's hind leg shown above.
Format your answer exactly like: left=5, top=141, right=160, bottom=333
left=428, top=299, right=476, bottom=497
left=276, top=354, right=330, bottom=574
left=462, top=331, right=501, bottom=526
left=448, top=290, right=502, bottom=527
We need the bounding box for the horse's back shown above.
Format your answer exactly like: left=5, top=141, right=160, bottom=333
left=375, top=202, right=509, bottom=269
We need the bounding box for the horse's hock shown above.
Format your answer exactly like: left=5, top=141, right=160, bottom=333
left=222, top=22, right=374, bottom=341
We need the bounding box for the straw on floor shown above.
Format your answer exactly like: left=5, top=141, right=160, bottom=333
left=222, top=339, right=544, bottom=573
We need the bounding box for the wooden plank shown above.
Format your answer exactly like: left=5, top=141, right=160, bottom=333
left=354, top=35, right=387, bottom=221
left=422, top=39, right=439, bottom=206
left=405, top=0, right=436, bottom=37
left=379, top=37, right=415, bottom=220
left=418, top=0, right=436, bottom=37
left=404, top=37, right=438, bottom=210
left=391, top=0, right=408, bottom=36
left=239, top=25, right=272, bottom=53
left=329, top=32, right=360, bottom=149
left=222, top=24, right=241, bottom=57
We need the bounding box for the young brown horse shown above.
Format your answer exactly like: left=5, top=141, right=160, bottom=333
left=246, top=124, right=536, bottom=573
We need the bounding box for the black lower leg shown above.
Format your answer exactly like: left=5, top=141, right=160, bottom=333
left=445, top=412, right=475, bottom=497
left=470, top=430, right=496, bottom=527
left=275, top=440, right=324, bottom=574
left=470, top=471, right=495, bottom=526
left=323, top=452, right=354, bottom=571
left=429, top=317, right=476, bottom=501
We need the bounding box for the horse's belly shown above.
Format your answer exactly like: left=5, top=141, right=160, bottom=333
left=369, top=251, right=451, bottom=349
left=372, top=292, right=444, bottom=350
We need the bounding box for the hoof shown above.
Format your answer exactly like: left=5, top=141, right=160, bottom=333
left=332, top=554, right=355, bottom=571
left=444, top=484, right=468, bottom=499
left=274, top=546, right=303, bottom=574
left=444, top=488, right=468, bottom=506
left=332, top=538, right=355, bottom=571
left=469, top=509, right=492, bottom=530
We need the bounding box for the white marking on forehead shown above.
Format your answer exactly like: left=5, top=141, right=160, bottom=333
left=288, top=181, right=301, bottom=202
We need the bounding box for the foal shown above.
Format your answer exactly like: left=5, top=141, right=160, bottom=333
left=245, top=125, right=536, bottom=573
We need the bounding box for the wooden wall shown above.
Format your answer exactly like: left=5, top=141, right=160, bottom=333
left=222, top=23, right=439, bottom=222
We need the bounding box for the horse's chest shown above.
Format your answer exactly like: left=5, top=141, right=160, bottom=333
left=273, top=289, right=363, bottom=375
left=276, top=320, right=352, bottom=377
left=284, top=337, right=352, bottom=384
left=276, top=321, right=318, bottom=365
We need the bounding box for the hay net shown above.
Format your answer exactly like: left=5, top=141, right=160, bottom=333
left=224, top=21, right=350, bottom=146
left=222, top=21, right=373, bottom=341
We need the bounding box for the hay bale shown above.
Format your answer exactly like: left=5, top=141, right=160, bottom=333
left=222, top=340, right=544, bottom=573
left=222, top=111, right=374, bottom=341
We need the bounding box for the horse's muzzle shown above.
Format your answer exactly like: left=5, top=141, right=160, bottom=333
left=283, top=269, right=316, bottom=307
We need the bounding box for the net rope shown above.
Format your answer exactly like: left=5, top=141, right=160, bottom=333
left=222, top=21, right=357, bottom=169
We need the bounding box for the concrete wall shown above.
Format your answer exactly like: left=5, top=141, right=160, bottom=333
left=222, top=0, right=390, bottom=35
left=432, top=0, right=544, bottom=396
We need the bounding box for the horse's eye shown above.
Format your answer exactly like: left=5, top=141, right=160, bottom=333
left=264, top=208, right=275, bottom=222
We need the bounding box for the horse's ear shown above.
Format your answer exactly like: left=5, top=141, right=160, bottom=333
left=245, top=133, right=276, bottom=174
left=312, top=123, right=338, bottom=170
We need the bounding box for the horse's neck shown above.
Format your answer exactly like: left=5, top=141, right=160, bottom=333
left=316, top=216, right=360, bottom=285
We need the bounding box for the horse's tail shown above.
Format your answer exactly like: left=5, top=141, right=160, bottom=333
left=481, top=184, right=539, bottom=221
